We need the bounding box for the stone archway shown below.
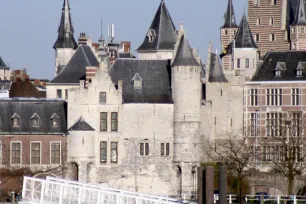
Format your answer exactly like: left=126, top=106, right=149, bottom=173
left=69, top=162, right=79, bottom=181
left=176, top=165, right=182, bottom=198
left=33, top=173, right=57, bottom=179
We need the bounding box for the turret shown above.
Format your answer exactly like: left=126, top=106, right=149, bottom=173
left=220, top=0, right=238, bottom=69
left=137, top=0, right=177, bottom=60
left=53, top=0, right=78, bottom=76
left=172, top=33, right=202, bottom=197
left=290, top=0, right=306, bottom=50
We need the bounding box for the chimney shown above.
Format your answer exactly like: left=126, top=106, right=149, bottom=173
left=78, top=32, right=88, bottom=45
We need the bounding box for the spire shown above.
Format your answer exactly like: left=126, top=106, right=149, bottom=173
left=208, top=44, right=228, bottom=83
left=53, top=0, right=78, bottom=49
left=172, top=35, right=200, bottom=67
left=291, top=0, right=306, bottom=26
left=137, top=0, right=177, bottom=51
left=234, top=14, right=257, bottom=48
left=222, top=0, right=238, bottom=28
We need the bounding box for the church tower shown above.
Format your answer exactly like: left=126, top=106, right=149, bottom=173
left=220, top=0, right=238, bottom=70
left=290, top=0, right=306, bottom=50
left=53, top=0, right=78, bottom=76
left=137, top=0, right=177, bottom=60
left=172, top=33, right=202, bottom=198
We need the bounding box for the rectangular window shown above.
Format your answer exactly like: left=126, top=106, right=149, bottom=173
left=100, top=112, right=107, bottom=131
left=266, top=113, right=283, bottom=137
left=254, top=34, right=260, bottom=42
left=256, top=18, right=261, bottom=26
left=65, top=89, right=68, bottom=100
left=140, top=143, right=149, bottom=156
left=270, top=33, right=276, bottom=41
left=100, top=141, right=107, bottom=163
left=237, top=59, right=240, bottom=69
left=291, top=112, right=302, bottom=136
left=31, top=142, right=41, bottom=165
left=111, top=142, right=118, bottom=163
left=11, top=142, right=21, bottom=165
left=111, top=112, right=118, bottom=131
left=267, top=89, right=282, bottom=106
left=56, top=89, right=62, bottom=99
left=161, top=143, right=170, bottom=156
left=292, top=88, right=300, bottom=106
left=250, top=89, right=258, bottom=106
left=50, top=142, right=61, bottom=165
left=270, top=17, right=274, bottom=25
left=246, top=59, right=250, bottom=68
left=250, top=113, right=258, bottom=137
left=99, top=92, right=106, bottom=104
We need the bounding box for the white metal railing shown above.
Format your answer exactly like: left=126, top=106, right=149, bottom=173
left=245, top=195, right=306, bottom=204
left=45, top=176, right=180, bottom=202
left=22, top=176, right=183, bottom=204
left=214, top=194, right=238, bottom=204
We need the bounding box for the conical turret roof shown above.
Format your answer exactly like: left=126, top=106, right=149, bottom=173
left=172, top=35, right=200, bottom=67
left=234, top=14, right=257, bottom=48
left=291, top=0, right=306, bottom=26
left=208, top=47, right=228, bottom=83
left=137, top=0, right=177, bottom=51
left=53, top=0, right=78, bottom=49
left=222, top=0, right=238, bottom=28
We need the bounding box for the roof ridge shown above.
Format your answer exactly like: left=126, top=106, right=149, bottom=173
left=80, top=45, right=91, bottom=66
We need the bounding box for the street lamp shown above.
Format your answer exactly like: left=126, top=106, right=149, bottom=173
left=124, top=138, right=148, bottom=192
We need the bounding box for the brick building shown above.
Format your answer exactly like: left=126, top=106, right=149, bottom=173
left=245, top=51, right=306, bottom=162
left=0, top=98, right=68, bottom=193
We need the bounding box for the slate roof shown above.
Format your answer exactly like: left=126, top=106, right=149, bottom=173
left=53, top=0, right=77, bottom=49
left=50, top=45, right=99, bottom=84
left=0, top=57, right=8, bottom=69
left=234, top=14, right=257, bottom=48
left=251, top=51, right=306, bottom=81
left=288, top=0, right=300, bottom=26
left=291, top=0, right=306, bottom=26
left=208, top=52, right=228, bottom=83
left=68, top=117, right=94, bottom=131
left=222, top=0, right=238, bottom=28
left=137, top=0, right=177, bottom=51
left=0, top=98, right=67, bottom=134
left=172, top=35, right=200, bottom=67
left=109, top=59, right=173, bottom=103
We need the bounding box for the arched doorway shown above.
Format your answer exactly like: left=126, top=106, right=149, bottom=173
left=70, top=162, right=79, bottom=181
left=176, top=165, right=182, bottom=198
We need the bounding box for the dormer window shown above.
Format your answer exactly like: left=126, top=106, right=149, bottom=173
left=296, top=62, right=306, bottom=77
left=275, top=70, right=282, bottom=77
left=51, top=114, right=60, bottom=128
left=31, top=113, right=40, bottom=127
left=132, top=73, right=143, bottom=90
left=274, top=62, right=286, bottom=77
left=147, top=29, right=156, bottom=42
left=11, top=113, right=20, bottom=127
left=297, top=69, right=303, bottom=77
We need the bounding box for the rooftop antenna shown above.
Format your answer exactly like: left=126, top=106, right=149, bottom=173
left=100, top=15, right=103, bottom=37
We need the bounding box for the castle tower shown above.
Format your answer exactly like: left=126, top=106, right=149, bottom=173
left=221, top=14, right=258, bottom=82
left=220, top=0, right=238, bottom=70
left=290, top=0, right=306, bottom=50
left=172, top=34, right=202, bottom=198
left=137, top=0, right=177, bottom=60
left=53, top=0, right=78, bottom=76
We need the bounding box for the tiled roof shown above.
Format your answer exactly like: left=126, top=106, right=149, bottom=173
left=137, top=0, right=177, bottom=51
left=251, top=51, right=306, bottom=81
left=291, top=0, right=306, bottom=26
left=109, top=59, right=173, bottom=103
left=50, top=45, right=99, bottom=84
left=172, top=35, right=200, bottom=67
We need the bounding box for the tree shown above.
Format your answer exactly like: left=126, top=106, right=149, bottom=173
left=261, top=116, right=306, bottom=195
left=206, top=133, right=254, bottom=204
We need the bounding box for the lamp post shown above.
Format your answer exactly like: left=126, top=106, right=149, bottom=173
left=124, top=138, right=148, bottom=192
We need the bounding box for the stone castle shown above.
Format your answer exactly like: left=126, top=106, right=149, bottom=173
left=42, top=0, right=306, bottom=198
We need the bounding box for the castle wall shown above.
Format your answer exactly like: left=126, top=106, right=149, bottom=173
left=138, top=51, right=174, bottom=60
